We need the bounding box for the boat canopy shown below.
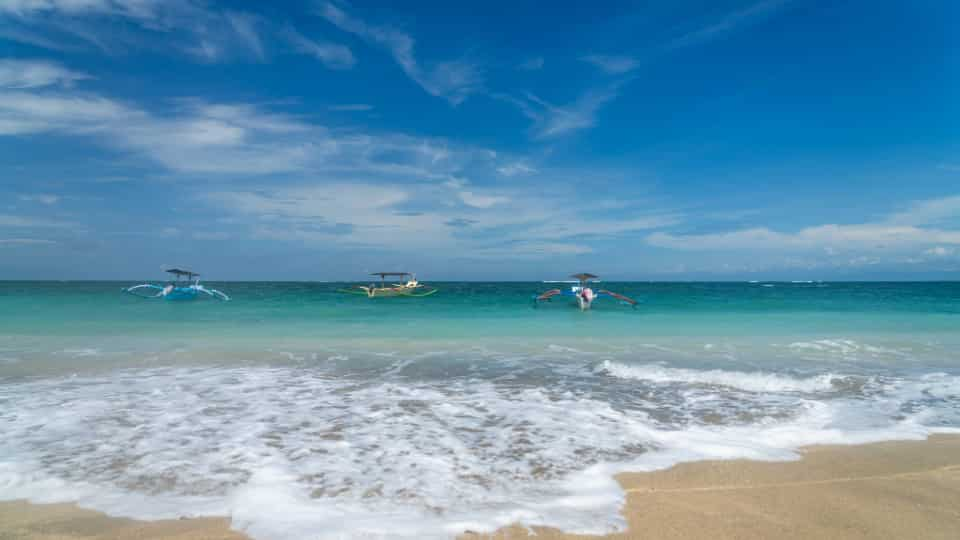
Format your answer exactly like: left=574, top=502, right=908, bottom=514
left=166, top=268, right=199, bottom=278
left=370, top=272, right=412, bottom=277
left=571, top=273, right=599, bottom=281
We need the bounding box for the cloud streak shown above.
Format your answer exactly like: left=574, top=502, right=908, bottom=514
left=0, top=58, right=90, bottom=88
left=581, top=54, right=639, bottom=74
left=0, top=1, right=356, bottom=69
left=499, top=86, right=621, bottom=139
left=284, top=26, right=356, bottom=70
left=319, top=2, right=482, bottom=105
left=666, top=0, right=792, bottom=50
left=0, top=74, right=497, bottom=177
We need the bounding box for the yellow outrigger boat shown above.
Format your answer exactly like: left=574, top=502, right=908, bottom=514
left=339, top=272, right=438, bottom=298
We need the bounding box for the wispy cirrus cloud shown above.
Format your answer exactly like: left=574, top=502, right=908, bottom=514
left=496, top=162, right=537, bottom=177
left=0, top=0, right=167, bottom=19
left=459, top=191, right=509, bottom=209
left=666, top=0, right=792, bottom=50
left=18, top=193, right=59, bottom=205
left=0, top=87, right=320, bottom=174
left=497, top=85, right=621, bottom=139
left=203, top=180, right=677, bottom=259
left=0, top=70, right=491, bottom=177
left=223, top=11, right=266, bottom=61
left=283, top=25, right=356, bottom=70
left=0, top=1, right=355, bottom=68
left=580, top=54, right=639, bottom=74
left=318, top=2, right=482, bottom=105
left=0, top=237, right=57, bottom=246
left=0, top=213, right=72, bottom=228
left=0, top=58, right=90, bottom=88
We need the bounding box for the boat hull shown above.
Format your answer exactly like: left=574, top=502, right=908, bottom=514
left=163, top=287, right=200, bottom=301
left=339, top=286, right=438, bottom=298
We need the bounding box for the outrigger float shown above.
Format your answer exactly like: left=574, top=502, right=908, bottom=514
left=123, top=269, right=231, bottom=301
left=534, top=273, right=637, bottom=311
left=339, top=272, right=438, bottom=298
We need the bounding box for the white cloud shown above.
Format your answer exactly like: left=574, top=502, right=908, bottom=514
left=647, top=194, right=960, bottom=260
left=0, top=0, right=166, bottom=19
left=499, top=87, right=620, bottom=139
left=0, top=87, right=331, bottom=173
left=0, top=213, right=71, bottom=227
left=887, top=195, right=960, bottom=226
left=0, top=91, right=131, bottom=135
left=495, top=162, right=537, bottom=177
left=206, top=184, right=452, bottom=249
left=0, top=72, right=483, bottom=178
left=925, top=246, right=955, bottom=257
left=459, top=191, right=508, bottom=208
left=0, top=58, right=90, bottom=88
left=202, top=179, right=678, bottom=259
left=667, top=0, right=791, bottom=50
left=18, top=193, right=59, bottom=204
left=0, top=2, right=321, bottom=65
left=581, top=54, right=639, bottom=74
left=319, top=2, right=482, bottom=105
left=284, top=26, right=355, bottom=70
left=514, top=214, right=680, bottom=242
left=224, top=11, right=266, bottom=61
left=0, top=237, right=56, bottom=246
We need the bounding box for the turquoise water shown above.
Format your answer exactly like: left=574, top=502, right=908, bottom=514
left=1, top=281, right=959, bottom=539
left=2, top=281, right=958, bottom=339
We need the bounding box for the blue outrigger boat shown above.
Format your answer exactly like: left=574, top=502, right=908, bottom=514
left=534, top=273, right=637, bottom=311
left=123, top=268, right=230, bottom=301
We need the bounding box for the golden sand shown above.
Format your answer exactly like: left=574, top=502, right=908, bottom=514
left=3, top=435, right=959, bottom=540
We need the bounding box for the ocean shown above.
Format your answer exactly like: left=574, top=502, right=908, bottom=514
left=1, top=281, right=958, bottom=538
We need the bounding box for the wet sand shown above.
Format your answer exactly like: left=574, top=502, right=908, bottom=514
left=3, top=435, right=959, bottom=539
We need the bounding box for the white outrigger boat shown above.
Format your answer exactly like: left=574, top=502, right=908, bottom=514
left=123, top=269, right=230, bottom=301
left=339, top=272, right=438, bottom=298
left=534, top=273, right=637, bottom=311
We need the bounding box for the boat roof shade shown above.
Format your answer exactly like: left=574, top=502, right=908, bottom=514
left=370, top=272, right=412, bottom=277
left=166, top=268, right=198, bottom=277
left=571, top=273, right=599, bottom=280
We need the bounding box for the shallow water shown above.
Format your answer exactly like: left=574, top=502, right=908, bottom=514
left=1, top=281, right=959, bottom=538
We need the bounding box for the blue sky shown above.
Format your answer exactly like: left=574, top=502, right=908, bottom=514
left=0, top=0, right=957, bottom=280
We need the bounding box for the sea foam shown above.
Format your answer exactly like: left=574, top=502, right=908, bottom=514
left=1, top=356, right=958, bottom=539
left=597, top=360, right=840, bottom=393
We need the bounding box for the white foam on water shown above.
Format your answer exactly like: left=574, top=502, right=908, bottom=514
left=786, top=339, right=906, bottom=358
left=597, top=360, right=840, bottom=393
left=1, top=362, right=958, bottom=540
left=59, top=348, right=102, bottom=358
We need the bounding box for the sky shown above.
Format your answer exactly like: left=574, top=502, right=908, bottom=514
left=0, top=0, right=957, bottom=281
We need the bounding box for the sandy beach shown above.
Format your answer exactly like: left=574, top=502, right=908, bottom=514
left=3, top=435, right=958, bottom=540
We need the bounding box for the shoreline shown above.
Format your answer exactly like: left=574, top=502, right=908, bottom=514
left=3, top=435, right=959, bottom=539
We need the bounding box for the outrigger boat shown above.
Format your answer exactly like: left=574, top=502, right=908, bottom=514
left=339, top=272, right=438, bottom=298
left=534, top=273, right=637, bottom=311
left=123, top=269, right=231, bottom=301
